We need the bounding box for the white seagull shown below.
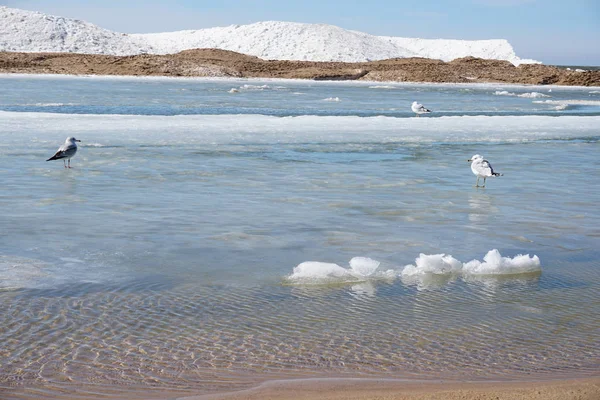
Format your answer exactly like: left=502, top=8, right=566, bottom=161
left=468, top=154, right=503, bottom=187
left=411, top=101, right=431, bottom=117
left=47, top=137, right=81, bottom=168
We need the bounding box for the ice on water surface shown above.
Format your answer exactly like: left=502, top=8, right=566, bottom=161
left=288, top=257, right=391, bottom=284
left=463, top=249, right=541, bottom=276
left=288, top=250, right=542, bottom=287
left=0, top=75, right=599, bottom=395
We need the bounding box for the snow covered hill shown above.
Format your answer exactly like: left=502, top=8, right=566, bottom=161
left=0, top=7, right=540, bottom=65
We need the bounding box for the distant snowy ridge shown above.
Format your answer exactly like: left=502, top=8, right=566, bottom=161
left=0, top=6, right=540, bottom=66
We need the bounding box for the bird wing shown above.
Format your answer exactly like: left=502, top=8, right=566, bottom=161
left=413, top=103, right=430, bottom=112
left=47, top=143, right=77, bottom=161
left=476, top=159, right=494, bottom=176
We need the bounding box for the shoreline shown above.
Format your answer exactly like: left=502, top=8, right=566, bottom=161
left=2, top=71, right=600, bottom=91
left=5, top=376, right=599, bottom=400
left=181, top=376, right=600, bottom=400
left=2, top=49, right=599, bottom=86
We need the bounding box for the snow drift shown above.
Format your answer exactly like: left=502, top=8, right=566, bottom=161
left=0, top=7, right=539, bottom=66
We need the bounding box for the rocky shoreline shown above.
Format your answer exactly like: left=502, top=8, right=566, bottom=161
left=1, top=48, right=599, bottom=86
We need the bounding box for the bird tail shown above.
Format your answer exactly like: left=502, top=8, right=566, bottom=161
left=493, top=172, right=503, bottom=177
left=46, top=156, right=57, bottom=161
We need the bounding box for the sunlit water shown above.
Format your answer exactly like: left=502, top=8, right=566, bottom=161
left=1, top=75, right=599, bottom=398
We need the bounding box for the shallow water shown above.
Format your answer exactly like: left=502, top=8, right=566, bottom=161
left=0, top=75, right=599, bottom=398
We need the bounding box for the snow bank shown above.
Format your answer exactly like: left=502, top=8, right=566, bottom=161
left=0, top=7, right=539, bottom=66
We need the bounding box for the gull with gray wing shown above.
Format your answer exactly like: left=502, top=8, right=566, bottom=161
left=468, top=154, right=503, bottom=187
left=47, top=137, right=81, bottom=168
left=411, top=101, right=431, bottom=117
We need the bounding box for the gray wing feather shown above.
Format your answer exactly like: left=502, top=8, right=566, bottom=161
left=482, top=159, right=494, bottom=175
left=48, top=144, right=77, bottom=160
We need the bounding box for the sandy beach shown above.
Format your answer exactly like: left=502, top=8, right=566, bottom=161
left=179, top=377, right=600, bottom=400
left=5, top=377, right=599, bottom=400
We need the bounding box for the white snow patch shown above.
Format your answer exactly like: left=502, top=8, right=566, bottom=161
left=0, top=6, right=539, bottom=66
left=494, top=91, right=550, bottom=98
left=534, top=99, right=600, bottom=107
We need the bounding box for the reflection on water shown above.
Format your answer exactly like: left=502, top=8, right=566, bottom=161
left=401, top=271, right=458, bottom=291
left=1, top=267, right=599, bottom=398
left=468, top=192, right=497, bottom=224
left=1, top=77, right=599, bottom=398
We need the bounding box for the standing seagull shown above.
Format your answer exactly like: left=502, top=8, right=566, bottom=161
left=468, top=154, right=503, bottom=187
left=47, top=137, right=81, bottom=168
left=411, top=101, right=431, bottom=117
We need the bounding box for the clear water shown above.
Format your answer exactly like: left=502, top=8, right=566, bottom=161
left=1, top=75, right=599, bottom=398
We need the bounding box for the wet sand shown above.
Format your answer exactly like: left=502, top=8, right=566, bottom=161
left=5, top=377, right=599, bottom=400
left=182, top=377, right=600, bottom=400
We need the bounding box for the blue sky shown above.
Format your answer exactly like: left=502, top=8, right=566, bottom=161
left=3, top=0, right=600, bottom=65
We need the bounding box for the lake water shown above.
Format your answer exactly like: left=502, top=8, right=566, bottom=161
left=1, top=75, right=599, bottom=399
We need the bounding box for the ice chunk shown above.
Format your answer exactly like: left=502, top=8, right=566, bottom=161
left=463, top=249, right=541, bottom=275
left=401, top=253, right=462, bottom=277
left=349, top=257, right=381, bottom=277
left=288, top=261, right=357, bottom=282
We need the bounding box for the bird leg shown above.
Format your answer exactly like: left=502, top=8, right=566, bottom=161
left=482, top=177, right=486, bottom=187
left=474, top=177, right=480, bottom=187
left=63, top=159, right=67, bottom=168
left=68, top=159, right=71, bottom=168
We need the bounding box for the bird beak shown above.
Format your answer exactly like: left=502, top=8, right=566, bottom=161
left=467, top=159, right=471, bottom=162
left=76, top=140, right=81, bottom=142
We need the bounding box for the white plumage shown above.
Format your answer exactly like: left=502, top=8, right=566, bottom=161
left=411, top=101, right=431, bottom=116
left=468, top=154, right=502, bottom=187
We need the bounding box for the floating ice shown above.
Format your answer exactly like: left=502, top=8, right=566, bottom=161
left=2, top=111, right=599, bottom=146
left=289, top=261, right=356, bottom=282
left=463, top=249, right=541, bottom=275
left=533, top=99, right=600, bottom=107
left=493, top=91, right=550, bottom=98
left=399, top=253, right=463, bottom=290
left=287, top=257, right=393, bottom=284
left=349, top=257, right=380, bottom=276
left=323, top=97, right=341, bottom=102
left=518, top=92, right=551, bottom=98
left=369, top=85, right=398, bottom=89
left=239, top=84, right=272, bottom=91
left=401, top=253, right=462, bottom=277
left=287, top=250, right=541, bottom=289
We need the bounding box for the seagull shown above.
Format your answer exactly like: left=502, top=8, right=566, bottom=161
left=47, top=137, right=81, bottom=168
left=411, top=101, right=431, bottom=117
left=468, top=154, right=503, bottom=187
